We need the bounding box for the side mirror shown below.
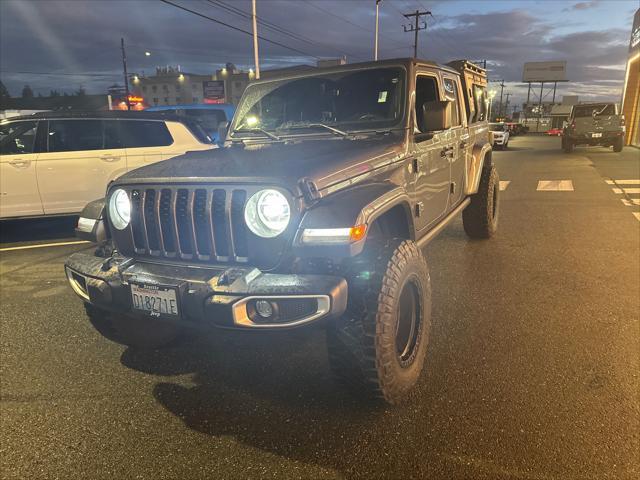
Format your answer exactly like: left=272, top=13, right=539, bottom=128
left=419, top=100, right=452, bottom=133
left=218, top=121, right=230, bottom=144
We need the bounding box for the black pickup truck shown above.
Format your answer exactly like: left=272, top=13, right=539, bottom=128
left=65, top=58, right=498, bottom=404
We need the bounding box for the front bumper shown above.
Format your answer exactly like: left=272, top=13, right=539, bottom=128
left=65, top=252, right=348, bottom=330
left=492, top=136, right=507, bottom=145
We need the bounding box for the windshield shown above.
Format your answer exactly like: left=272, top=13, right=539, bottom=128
left=231, top=67, right=405, bottom=137
left=573, top=104, right=615, bottom=117
left=489, top=123, right=506, bottom=132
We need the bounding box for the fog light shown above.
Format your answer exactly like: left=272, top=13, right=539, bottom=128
left=255, top=300, right=274, bottom=318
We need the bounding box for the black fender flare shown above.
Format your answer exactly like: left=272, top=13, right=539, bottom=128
left=293, top=183, right=413, bottom=258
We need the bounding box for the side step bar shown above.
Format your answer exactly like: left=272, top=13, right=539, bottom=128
left=416, top=198, right=470, bottom=248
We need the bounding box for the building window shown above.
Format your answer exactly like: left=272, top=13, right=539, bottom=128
left=164, top=97, right=169, bottom=103
left=152, top=85, right=157, bottom=93
left=176, top=84, right=181, bottom=91
left=192, top=97, right=199, bottom=103
left=142, top=86, right=147, bottom=93
left=162, top=84, right=168, bottom=92
left=153, top=98, right=158, bottom=105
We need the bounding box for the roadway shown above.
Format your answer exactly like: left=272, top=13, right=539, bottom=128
left=1, top=135, right=638, bottom=479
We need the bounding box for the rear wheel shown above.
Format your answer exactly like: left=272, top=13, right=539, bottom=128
left=84, top=303, right=182, bottom=349
left=562, top=138, right=574, bottom=153
left=613, top=137, right=623, bottom=152
left=327, top=239, right=431, bottom=405
left=463, top=165, right=499, bottom=239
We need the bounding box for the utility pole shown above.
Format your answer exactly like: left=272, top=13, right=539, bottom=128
left=504, top=93, right=511, bottom=119
left=251, top=0, right=260, bottom=79
left=403, top=10, right=430, bottom=58
left=497, top=79, right=505, bottom=119
left=374, top=0, right=383, bottom=61
left=121, top=37, right=130, bottom=110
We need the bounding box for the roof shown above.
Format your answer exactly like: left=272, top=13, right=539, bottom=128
left=249, top=57, right=462, bottom=84
left=2, top=110, right=189, bottom=123
left=146, top=104, right=235, bottom=115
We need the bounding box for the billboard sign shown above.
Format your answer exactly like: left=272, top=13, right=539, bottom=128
left=203, top=80, right=225, bottom=102
left=523, top=61, right=568, bottom=82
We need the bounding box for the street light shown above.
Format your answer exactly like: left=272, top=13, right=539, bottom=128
left=374, top=0, right=383, bottom=61
left=488, top=90, right=497, bottom=121
left=144, top=51, right=151, bottom=56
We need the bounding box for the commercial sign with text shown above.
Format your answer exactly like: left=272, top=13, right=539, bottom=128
left=522, top=61, right=568, bottom=82
left=203, top=81, right=225, bottom=103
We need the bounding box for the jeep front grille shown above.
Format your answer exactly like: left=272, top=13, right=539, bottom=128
left=128, top=186, right=250, bottom=263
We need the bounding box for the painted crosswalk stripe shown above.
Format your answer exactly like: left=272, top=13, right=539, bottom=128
left=612, top=187, right=640, bottom=194
left=608, top=179, right=640, bottom=185
left=499, top=181, right=510, bottom=191
left=621, top=198, right=640, bottom=206
left=634, top=212, right=640, bottom=222
left=537, top=180, right=574, bottom=191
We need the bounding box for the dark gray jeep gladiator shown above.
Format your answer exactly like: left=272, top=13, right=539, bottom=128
left=65, top=58, right=498, bottom=404
left=562, top=102, right=625, bottom=153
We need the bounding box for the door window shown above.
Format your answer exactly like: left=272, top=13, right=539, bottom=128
left=0, top=121, right=38, bottom=154
left=415, top=76, right=439, bottom=134
left=119, top=120, right=173, bottom=148
left=472, top=85, right=487, bottom=123
left=443, top=78, right=462, bottom=127
left=48, top=120, right=103, bottom=152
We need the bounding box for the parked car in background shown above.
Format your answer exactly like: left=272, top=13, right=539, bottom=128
left=562, top=102, right=625, bottom=153
left=546, top=128, right=563, bottom=136
left=489, top=122, right=510, bottom=149
left=145, top=104, right=235, bottom=145
left=0, top=111, right=214, bottom=219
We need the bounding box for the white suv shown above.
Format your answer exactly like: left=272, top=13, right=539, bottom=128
left=0, top=112, right=214, bottom=218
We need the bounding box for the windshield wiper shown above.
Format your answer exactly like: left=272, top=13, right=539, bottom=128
left=233, top=126, right=281, bottom=141
left=279, top=123, right=350, bottom=138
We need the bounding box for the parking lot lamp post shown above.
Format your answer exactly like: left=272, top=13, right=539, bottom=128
left=375, top=0, right=383, bottom=61
left=121, top=38, right=130, bottom=110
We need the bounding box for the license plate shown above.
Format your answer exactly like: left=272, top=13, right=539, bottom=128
left=592, top=133, right=603, bottom=138
left=131, top=283, right=179, bottom=316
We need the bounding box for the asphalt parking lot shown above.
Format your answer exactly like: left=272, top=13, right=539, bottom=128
left=1, top=135, right=639, bottom=479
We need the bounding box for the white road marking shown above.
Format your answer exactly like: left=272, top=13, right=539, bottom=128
left=612, top=187, right=640, bottom=194
left=634, top=212, right=640, bottom=222
left=499, top=181, right=511, bottom=191
left=612, top=179, right=640, bottom=185
left=621, top=198, right=640, bottom=206
left=0, top=240, right=90, bottom=252
left=537, top=180, right=574, bottom=191
left=605, top=180, right=614, bottom=184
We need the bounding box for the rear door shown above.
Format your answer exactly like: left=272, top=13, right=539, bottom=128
left=120, top=120, right=175, bottom=171
left=37, top=119, right=127, bottom=214
left=0, top=120, right=43, bottom=217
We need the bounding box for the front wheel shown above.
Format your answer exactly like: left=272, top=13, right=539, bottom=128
left=463, top=165, right=499, bottom=239
left=84, top=303, right=183, bottom=349
left=327, top=239, right=431, bottom=405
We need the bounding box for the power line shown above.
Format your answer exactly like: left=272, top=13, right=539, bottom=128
left=204, top=0, right=363, bottom=60
left=0, top=70, right=119, bottom=77
left=159, top=0, right=321, bottom=60
left=402, top=9, right=431, bottom=58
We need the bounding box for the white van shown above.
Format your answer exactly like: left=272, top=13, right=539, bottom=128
left=0, top=112, right=215, bottom=218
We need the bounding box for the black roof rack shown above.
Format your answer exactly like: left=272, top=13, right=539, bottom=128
left=2, top=110, right=187, bottom=123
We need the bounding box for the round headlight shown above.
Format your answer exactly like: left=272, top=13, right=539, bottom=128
left=109, top=188, right=131, bottom=230
left=244, top=189, right=290, bottom=238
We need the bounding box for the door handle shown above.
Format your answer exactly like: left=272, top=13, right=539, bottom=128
left=8, top=159, right=31, bottom=169
left=440, top=147, right=454, bottom=157
left=100, top=155, right=121, bottom=162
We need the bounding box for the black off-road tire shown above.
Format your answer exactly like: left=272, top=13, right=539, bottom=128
left=562, top=138, right=574, bottom=153
left=613, top=137, right=623, bottom=153
left=84, top=303, right=182, bottom=349
left=463, top=165, right=499, bottom=239
left=327, top=239, right=431, bottom=405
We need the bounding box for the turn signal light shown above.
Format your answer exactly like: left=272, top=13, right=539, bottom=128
left=349, top=224, right=367, bottom=242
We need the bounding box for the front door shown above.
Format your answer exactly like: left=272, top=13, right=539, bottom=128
left=413, top=73, right=451, bottom=231
left=442, top=75, right=466, bottom=207
left=37, top=119, right=127, bottom=214
left=0, top=120, right=43, bottom=218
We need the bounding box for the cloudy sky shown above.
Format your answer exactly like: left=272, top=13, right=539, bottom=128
left=1, top=0, right=637, bottom=107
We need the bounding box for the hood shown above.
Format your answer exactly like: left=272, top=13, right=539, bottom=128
left=116, top=133, right=406, bottom=196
